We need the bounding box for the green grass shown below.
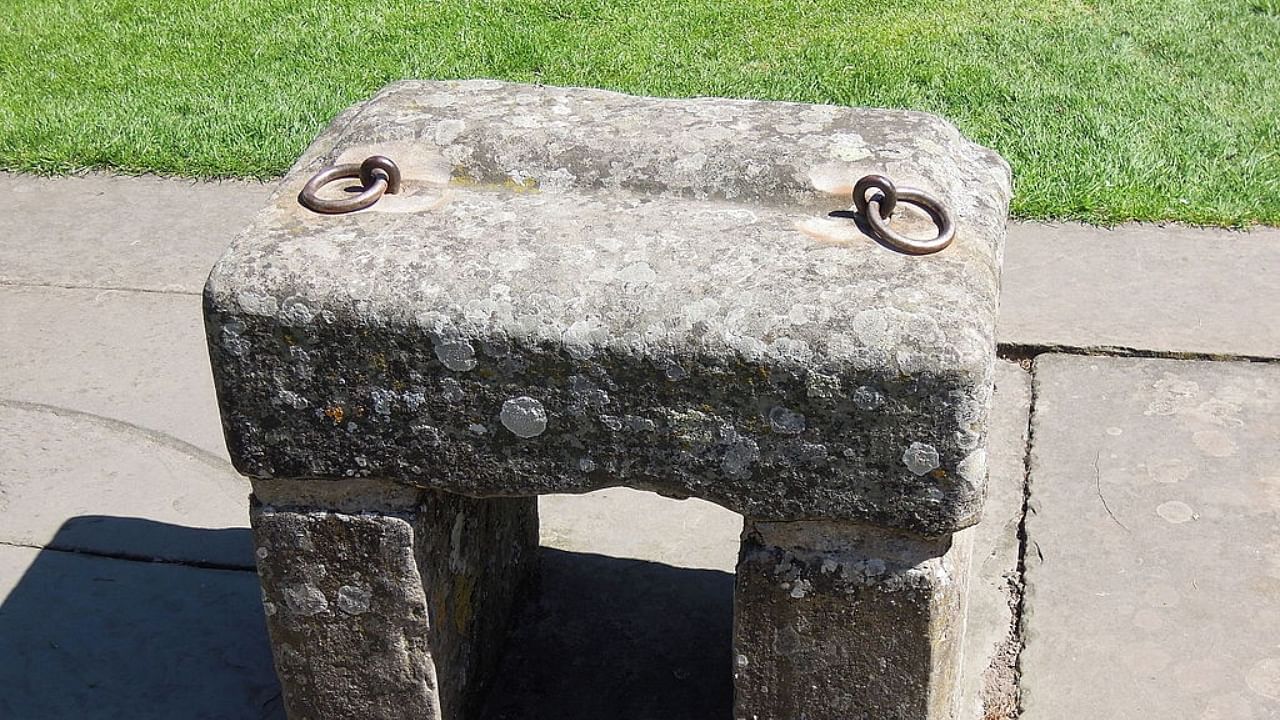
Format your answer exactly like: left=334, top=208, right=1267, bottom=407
left=1, top=0, right=1278, bottom=225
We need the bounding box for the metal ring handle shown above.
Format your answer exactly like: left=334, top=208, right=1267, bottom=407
left=864, top=185, right=955, bottom=255
left=853, top=174, right=898, bottom=220
left=298, top=155, right=401, bottom=214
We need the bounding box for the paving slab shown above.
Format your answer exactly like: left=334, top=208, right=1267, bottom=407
left=0, top=544, right=282, bottom=719
left=0, top=402, right=253, bottom=567
left=999, top=222, right=1280, bottom=360
left=0, top=286, right=227, bottom=458
left=1022, top=354, right=1280, bottom=719
left=0, top=285, right=254, bottom=565
left=0, top=172, right=268, bottom=294
left=539, top=490, right=742, bottom=572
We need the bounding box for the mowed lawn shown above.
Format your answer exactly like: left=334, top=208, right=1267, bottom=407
left=1, top=0, right=1278, bottom=225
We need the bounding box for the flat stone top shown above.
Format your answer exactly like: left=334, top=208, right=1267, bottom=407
left=206, top=80, right=1011, bottom=535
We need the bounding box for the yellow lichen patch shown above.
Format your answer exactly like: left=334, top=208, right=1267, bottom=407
left=450, top=169, right=540, bottom=193
left=323, top=405, right=345, bottom=424
left=930, top=468, right=949, bottom=480
left=451, top=575, right=475, bottom=633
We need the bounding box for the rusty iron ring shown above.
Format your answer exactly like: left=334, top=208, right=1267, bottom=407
left=298, top=155, right=401, bottom=214
left=851, top=174, right=954, bottom=255
left=853, top=174, right=898, bottom=219
left=863, top=184, right=955, bottom=255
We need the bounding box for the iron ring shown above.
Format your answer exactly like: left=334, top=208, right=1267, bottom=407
left=853, top=174, right=898, bottom=220
left=864, top=185, right=955, bottom=255
left=298, top=155, right=401, bottom=214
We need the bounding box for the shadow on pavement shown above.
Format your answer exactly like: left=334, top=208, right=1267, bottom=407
left=483, top=548, right=734, bottom=720
left=0, top=517, right=283, bottom=720
left=0, top=517, right=733, bottom=719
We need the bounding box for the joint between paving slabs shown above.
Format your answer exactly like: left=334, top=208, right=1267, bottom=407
left=0, top=538, right=257, bottom=573
left=1002, top=356, right=1042, bottom=719
left=997, top=342, right=1280, bottom=366
left=0, top=279, right=202, bottom=297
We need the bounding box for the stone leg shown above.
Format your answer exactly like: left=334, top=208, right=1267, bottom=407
left=249, top=479, right=538, bottom=720
left=733, top=519, right=974, bottom=720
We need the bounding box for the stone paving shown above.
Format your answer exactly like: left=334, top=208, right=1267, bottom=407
left=1, top=171, right=1278, bottom=719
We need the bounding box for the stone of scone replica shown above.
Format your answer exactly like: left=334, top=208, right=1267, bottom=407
left=204, top=80, right=1010, bottom=720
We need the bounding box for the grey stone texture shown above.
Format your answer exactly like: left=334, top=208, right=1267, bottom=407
left=252, top=481, right=537, bottom=720
left=734, top=520, right=973, bottom=720
left=506, top=360, right=1032, bottom=720
left=204, top=79, right=1011, bottom=536
left=205, top=80, right=1012, bottom=720
left=998, top=222, right=1280, bottom=360
left=1021, top=355, right=1280, bottom=719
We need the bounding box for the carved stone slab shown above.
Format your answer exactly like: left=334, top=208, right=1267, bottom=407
left=204, top=80, right=1010, bottom=535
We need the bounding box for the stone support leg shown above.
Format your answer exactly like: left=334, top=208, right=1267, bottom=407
left=733, top=519, right=974, bottom=720
left=249, top=479, right=538, bottom=720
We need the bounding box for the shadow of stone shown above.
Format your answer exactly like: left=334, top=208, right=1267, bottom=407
left=1, top=517, right=733, bottom=719
left=48, top=514, right=257, bottom=569
left=482, top=548, right=735, bottom=720
left=0, top=517, right=283, bottom=719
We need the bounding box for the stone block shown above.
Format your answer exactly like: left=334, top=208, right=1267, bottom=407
left=207, top=81, right=1010, bottom=720
left=204, top=79, right=1011, bottom=536
left=251, top=481, right=537, bottom=720
left=733, top=519, right=972, bottom=720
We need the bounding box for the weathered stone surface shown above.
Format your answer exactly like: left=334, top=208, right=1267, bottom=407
left=496, top=360, right=1029, bottom=719
left=1021, top=355, right=1280, bottom=719
left=253, top=502, right=439, bottom=719
left=413, top=491, right=539, bottom=719
left=252, top=481, right=537, bottom=720
left=205, top=80, right=1010, bottom=535
left=733, top=519, right=973, bottom=720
